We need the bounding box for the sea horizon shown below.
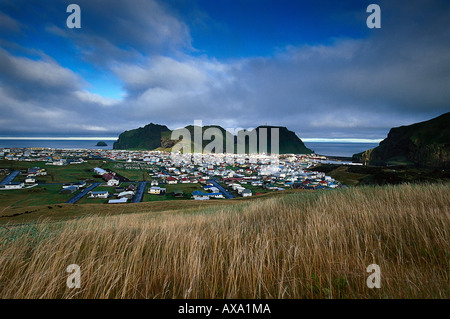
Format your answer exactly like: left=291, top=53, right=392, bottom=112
left=0, top=138, right=379, bottom=157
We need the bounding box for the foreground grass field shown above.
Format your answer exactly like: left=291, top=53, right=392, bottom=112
left=0, top=183, right=448, bottom=298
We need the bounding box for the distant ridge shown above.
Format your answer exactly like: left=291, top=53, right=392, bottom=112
left=113, top=123, right=312, bottom=154
left=353, top=112, right=450, bottom=168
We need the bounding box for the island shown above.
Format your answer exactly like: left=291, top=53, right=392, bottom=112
left=113, top=123, right=312, bottom=154
left=96, top=141, right=108, bottom=147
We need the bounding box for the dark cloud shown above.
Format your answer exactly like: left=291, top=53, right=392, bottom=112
left=0, top=0, right=448, bottom=139
left=0, top=11, right=21, bottom=33
left=49, top=0, right=192, bottom=65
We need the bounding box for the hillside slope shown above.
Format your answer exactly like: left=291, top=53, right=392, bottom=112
left=0, top=183, right=448, bottom=298
left=113, top=123, right=171, bottom=150
left=353, top=112, right=450, bottom=168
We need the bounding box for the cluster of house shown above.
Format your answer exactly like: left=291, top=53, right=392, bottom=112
left=88, top=183, right=138, bottom=204
left=1, top=147, right=335, bottom=166
left=148, top=181, right=166, bottom=195
left=1, top=147, right=346, bottom=201
left=192, top=184, right=226, bottom=200
left=1, top=148, right=88, bottom=165
left=23, top=167, right=47, bottom=184
left=141, top=153, right=342, bottom=200
left=93, top=167, right=120, bottom=186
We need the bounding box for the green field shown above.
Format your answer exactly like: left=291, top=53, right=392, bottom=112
left=143, top=182, right=204, bottom=202
left=0, top=185, right=80, bottom=211
left=76, top=186, right=115, bottom=204
left=102, top=161, right=157, bottom=182
left=0, top=160, right=105, bottom=183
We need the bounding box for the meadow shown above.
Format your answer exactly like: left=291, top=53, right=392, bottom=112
left=0, top=160, right=105, bottom=183
left=0, top=183, right=448, bottom=298
left=0, top=185, right=79, bottom=212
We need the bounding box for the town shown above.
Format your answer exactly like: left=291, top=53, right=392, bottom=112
left=0, top=147, right=356, bottom=206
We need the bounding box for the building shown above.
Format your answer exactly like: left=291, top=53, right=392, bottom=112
left=148, top=186, right=166, bottom=195
left=25, top=177, right=36, bottom=184
left=192, top=191, right=210, bottom=200
left=117, top=191, right=135, bottom=199
left=208, top=192, right=224, bottom=199
left=60, top=186, right=78, bottom=194
left=76, top=181, right=87, bottom=188
left=166, top=176, right=178, bottom=184
left=62, top=183, right=77, bottom=189
left=150, top=180, right=159, bottom=186
left=0, top=182, right=25, bottom=190
left=194, top=196, right=209, bottom=200
left=94, top=167, right=107, bottom=175
left=27, top=167, right=47, bottom=176
left=108, top=198, right=128, bottom=204
left=265, top=184, right=278, bottom=191
left=103, top=173, right=120, bottom=186
left=89, top=191, right=109, bottom=198
left=192, top=190, right=223, bottom=199
left=126, top=184, right=137, bottom=192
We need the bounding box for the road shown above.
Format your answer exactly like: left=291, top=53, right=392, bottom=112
left=210, top=178, right=235, bottom=199
left=0, top=170, right=20, bottom=185
left=65, top=183, right=100, bottom=204
left=132, top=182, right=147, bottom=203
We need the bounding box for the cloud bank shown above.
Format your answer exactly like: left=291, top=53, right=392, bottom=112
left=0, top=0, right=448, bottom=139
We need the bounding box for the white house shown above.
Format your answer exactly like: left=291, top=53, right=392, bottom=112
left=166, top=177, right=178, bottom=184
left=107, top=178, right=120, bottom=186
left=89, top=191, right=109, bottom=198
left=108, top=198, right=128, bottom=204
left=236, top=187, right=246, bottom=194
left=194, top=196, right=209, bottom=200
left=148, top=186, right=166, bottom=194
left=0, top=182, right=25, bottom=190
left=94, top=167, right=107, bottom=175
left=150, top=180, right=159, bottom=186
left=25, top=177, right=36, bottom=184
left=208, top=192, right=224, bottom=199
left=117, top=191, right=135, bottom=199
left=241, top=189, right=252, bottom=197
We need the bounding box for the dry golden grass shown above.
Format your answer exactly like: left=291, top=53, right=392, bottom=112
left=0, top=183, right=448, bottom=299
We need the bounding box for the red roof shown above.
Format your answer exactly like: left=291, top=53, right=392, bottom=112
left=103, top=173, right=116, bottom=181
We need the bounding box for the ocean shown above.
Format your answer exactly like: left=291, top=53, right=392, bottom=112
left=0, top=139, right=115, bottom=150
left=0, top=139, right=378, bottom=157
left=304, top=142, right=379, bottom=157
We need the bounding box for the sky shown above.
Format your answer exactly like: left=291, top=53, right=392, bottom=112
left=0, top=0, right=449, bottom=140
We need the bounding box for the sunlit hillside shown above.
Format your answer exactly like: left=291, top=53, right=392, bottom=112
left=0, top=183, right=448, bottom=299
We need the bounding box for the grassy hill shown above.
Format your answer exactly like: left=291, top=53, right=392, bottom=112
left=113, top=123, right=171, bottom=150
left=0, top=183, right=448, bottom=298
left=353, top=112, right=450, bottom=168
left=314, top=164, right=450, bottom=186
left=113, top=123, right=312, bottom=154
